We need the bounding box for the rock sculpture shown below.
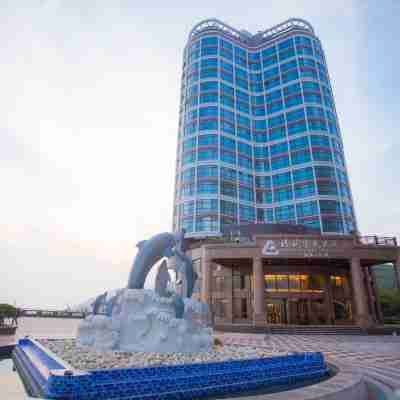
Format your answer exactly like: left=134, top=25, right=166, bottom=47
left=77, top=230, right=212, bottom=353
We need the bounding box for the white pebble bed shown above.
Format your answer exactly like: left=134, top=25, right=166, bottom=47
left=39, top=339, right=280, bottom=371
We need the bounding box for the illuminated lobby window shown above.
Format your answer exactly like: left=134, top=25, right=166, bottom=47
left=264, top=274, right=323, bottom=292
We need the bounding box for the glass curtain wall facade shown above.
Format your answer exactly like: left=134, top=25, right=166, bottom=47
left=173, top=19, right=357, bottom=237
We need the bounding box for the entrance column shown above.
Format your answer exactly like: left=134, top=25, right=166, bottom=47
left=201, top=256, right=213, bottom=305
left=253, top=257, right=266, bottom=326
left=323, top=275, right=334, bottom=325
left=364, top=267, right=377, bottom=324
left=350, top=257, right=372, bottom=328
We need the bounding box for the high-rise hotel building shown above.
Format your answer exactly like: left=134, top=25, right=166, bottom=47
left=173, top=18, right=357, bottom=237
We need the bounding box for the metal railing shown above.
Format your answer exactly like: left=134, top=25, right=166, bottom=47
left=357, top=235, right=398, bottom=247
left=188, top=18, right=315, bottom=46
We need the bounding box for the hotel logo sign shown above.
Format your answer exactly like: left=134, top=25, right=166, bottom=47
left=262, top=238, right=340, bottom=257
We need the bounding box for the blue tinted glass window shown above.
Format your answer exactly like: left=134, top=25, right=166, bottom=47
left=275, top=205, right=295, bottom=221
left=280, top=59, right=297, bottom=72
left=296, top=201, right=318, bottom=217
left=239, top=171, right=253, bottom=186
left=221, top=150, right=235, bottom=165
left=220, top=200, right=237, bottom=216
left=221, top=135, right=235, bottom=150
left=199, top=106, right=218, bottom=117
left=200, top=81, right=218, bottom=91
left=270, top=141, right=288, bottom=155
left=287, top=121, right=307, bottom=135
left=197, top=180, right=218, bottom=194
left=273, top=171, right=292, bottom=186
left=238, top=141, right=252, bottom=156
left=221, top=182, right=236, bottom=197
left=221, top=120, right=235, bottom=134
left=221, top=71, right=233, bottom=83
left=285, top=95, right=303, bottom=107
left=236, top=89, right=249, bottom=102
left=254, top=146, right=268, bottom=158
left=269, top=114, right=285, bottom=128
left=221, top=108, right=234, bottom=122
left=183, top=137, right=196, bottom=151
left=198, top=148, right=218, bottom=161
left=281, top=69, right=299, bottom=83
left=219, top=94, right=233, bottom=107
left=220, top=47, right=233, bottom=60
left=201, top=58, right=218, bottom=68
left=182, top=151, right=195, bottom=165
left=196, top=215, right=218, bottom=232
left=221, top=83, right=234, bottom=96
left=200, top=93, right=218, bottom=103
left=201, top=47, right=217, bottom=56
left=200, top=69, right=217, bottom=79
left=295, top=36, right=312, bottom=46
left=291, top=150, right=311, bottom=165
left=181, top=167, right=195, bottom=183
left=269, top=126, right=286, bottom=141
left=293, top=167, right=314, bottom=182
left=198, top=134, right=218, bottom=146
left=239, top=205, right=255, bottom=222
left=314, top=166, right=335, bottom=179
left=266, top=89, right=282, bottom=102
left=181, top=201, right=195, bottom=216
left=264, top=66, right=279, bottom=79
left=290, top=136, right=309, bottom=151
left=295, top=182, right=316, bottom=198
left=253, top=119, right=267, bottom=131
left=238, top=155, right=253, bottom=169
left=271, top=155, right=290, bottom=170
left=201, top=36, right=218, bottom=46
left=237, top=126, right=251, bottom=140
left=317, top=181, right=337, bottom=195
left=313, top=148, right=332, bottom=161
left=284, top=83, right=301, bottom=96
left=239, top=187, right=254, bottom=201
left=279, top=48, right=295, bottom=61
left=310, top=135, right=330, bottom=147
left=221, top=60, right=233, bottom=73
left=237, top=114, right=250, bottom=127
left=199, top=119, right=218, bottom=131
left=264, top=77, right=280, bottom=90
left=262, top=46, right=276, bottom=57
left=255, top=160, right=270, bottom=171
left=278, top=38, right=294, bottom=50
left=197, top=198, right=218, bottom=213
left=220, top=167, right=237, bottom=181
left=220, top=39, right=233, bottom=49
left=197, top=164, right=218, bottom=178
left=235, top=78, right=248, bottom=90
left=274, top=187, right=293, bottom=202
left=286, top=108, right=305, bottom=122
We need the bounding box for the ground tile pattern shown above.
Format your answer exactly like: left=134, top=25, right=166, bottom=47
left=219, top=333, right=400, bottom=393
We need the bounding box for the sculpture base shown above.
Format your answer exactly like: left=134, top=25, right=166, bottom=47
left=77, top=289, right=212, bottom=353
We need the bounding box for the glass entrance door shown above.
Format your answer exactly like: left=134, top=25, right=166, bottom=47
left=265, top=299, right=287, bottom=324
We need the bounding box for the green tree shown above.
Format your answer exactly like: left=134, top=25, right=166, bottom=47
left=0, top=303, right=17, bottom=326
left=378, top=289, right=400, bottom=323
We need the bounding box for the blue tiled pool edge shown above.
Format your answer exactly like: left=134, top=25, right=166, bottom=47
left=13, top=338, right=329, bottom=400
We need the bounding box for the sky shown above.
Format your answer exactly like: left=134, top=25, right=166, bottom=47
left=0, top=1, right=398, bottom=309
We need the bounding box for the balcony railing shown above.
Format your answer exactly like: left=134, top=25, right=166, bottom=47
left=357, top=235, right=398, bottom=247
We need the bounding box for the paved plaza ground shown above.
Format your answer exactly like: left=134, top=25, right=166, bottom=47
left=218, top=333, right=400, bottom=394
